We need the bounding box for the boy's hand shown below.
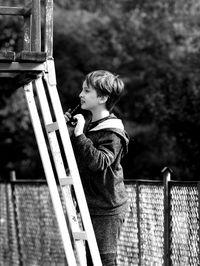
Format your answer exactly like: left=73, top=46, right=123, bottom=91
left=64, top=109, right=74, bottom=136
left=73, top=114, right=85, bottom=136
left=64, top=109, right=72, bottom=123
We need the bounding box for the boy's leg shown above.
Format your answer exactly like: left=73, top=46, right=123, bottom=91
left=100, top=253, right=117, bottom=266
left=86, top=213, right=125, bottom=266
left=86, top=246, right=117, bottom=266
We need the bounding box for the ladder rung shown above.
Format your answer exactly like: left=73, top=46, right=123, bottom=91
left=46, top=121, right=58, bottom=132
left=60, top=177, right=73, bottom=186
left=73, top=231, right=87, bottom=240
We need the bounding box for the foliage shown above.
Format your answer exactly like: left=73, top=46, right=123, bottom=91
left=1, top=0, right=200, bottom=180
left=0, top=87, right=43, bottom=178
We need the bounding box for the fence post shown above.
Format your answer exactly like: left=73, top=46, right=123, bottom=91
left=198, top=182, right=200, bottom=265
left=162, top=167, right=172, bottom=266
left=136, top=181, right=141, bottom=266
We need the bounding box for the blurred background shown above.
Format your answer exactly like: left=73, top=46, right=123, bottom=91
left=0, top=0, right=200, bottom=180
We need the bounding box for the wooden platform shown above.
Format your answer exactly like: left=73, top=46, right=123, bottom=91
left=0, top=50, right=48, bottom=87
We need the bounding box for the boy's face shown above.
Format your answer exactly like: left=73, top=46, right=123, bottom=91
left=79, top=81, right=100, bottom=111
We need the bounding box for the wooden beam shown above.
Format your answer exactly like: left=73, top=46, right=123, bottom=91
left=0, top=5, right=31, bottom=16
left=31, top=0, right=41, bottom=51
left=23, top=14, right=32, bottom=51
left=16, top=51, right=47, bottom=62
left=44, top=0, right=54, bottom=57
left=0, top=62, right=46, bottom=72
left=0, top=51, right=15, bottom=61
left=0, top=73, right=18, bottom=78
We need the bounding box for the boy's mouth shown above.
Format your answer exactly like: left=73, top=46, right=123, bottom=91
left=80, top=100, right=85, bottom=105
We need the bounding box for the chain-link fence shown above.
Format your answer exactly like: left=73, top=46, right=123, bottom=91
left=117, top=182, right=165, bottom=266
left=0, top=181, right=66, bottom=266
left=0, top=174, right=200, bottom=265
left=117, top=179, right=200, bottom=266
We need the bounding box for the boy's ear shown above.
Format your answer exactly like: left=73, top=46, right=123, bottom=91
left=99, top=95, right=109, bottom=104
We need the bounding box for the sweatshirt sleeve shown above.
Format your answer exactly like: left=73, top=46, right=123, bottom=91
left=72, top=133, right=122, bottom=171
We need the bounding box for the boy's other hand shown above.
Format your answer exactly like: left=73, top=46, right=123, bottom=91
left=73, top=114, right=85, bottom=137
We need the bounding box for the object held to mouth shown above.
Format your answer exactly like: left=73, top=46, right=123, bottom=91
left=67, top=103, right=81, bottom=127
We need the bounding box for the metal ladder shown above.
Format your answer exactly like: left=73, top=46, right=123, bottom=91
left=23, top=58, right=102, bottom=266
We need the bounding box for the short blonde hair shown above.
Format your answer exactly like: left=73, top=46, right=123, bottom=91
left=85, top=70, right=124, bottom=110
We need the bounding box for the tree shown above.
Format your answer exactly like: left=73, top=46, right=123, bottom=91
left=1, top=0, right=200, bottom=180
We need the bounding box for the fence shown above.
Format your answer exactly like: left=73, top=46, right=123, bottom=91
left=0, top=168, right=200, bottom=266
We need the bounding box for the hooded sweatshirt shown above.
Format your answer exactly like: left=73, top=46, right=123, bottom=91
left=72, top=114, right=129, bottom=216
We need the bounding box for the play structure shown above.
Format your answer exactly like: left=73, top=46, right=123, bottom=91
left=0, top=1, right=102, bottom=265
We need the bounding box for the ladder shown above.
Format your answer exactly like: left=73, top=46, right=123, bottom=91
left=23, top=58, right=102, bottom=266
left=0, top=1, right=102, bottom=264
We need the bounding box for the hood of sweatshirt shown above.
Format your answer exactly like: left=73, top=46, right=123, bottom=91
left=88, top=114, right=129, bottom=155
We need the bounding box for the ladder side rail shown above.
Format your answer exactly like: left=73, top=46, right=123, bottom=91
left=31, top=0, right=41, bottom=52
left=34, top=77, right=86, bottom=266
left=44, top=0, right=54, bottom=57
left=44, top=60, right=102, bottom=266
left=23, top=82, right=77, bottom=266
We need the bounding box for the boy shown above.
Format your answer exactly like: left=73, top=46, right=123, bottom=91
left=65, top=70, right=129, bottom=266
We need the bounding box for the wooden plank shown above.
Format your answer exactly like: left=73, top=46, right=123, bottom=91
left=16, top=51, right=47, bottom=62
left=0, top=73, right=17, bottom=78
left=0, top=6, right=31, bottom=16
left=60, top=177, right=73, bottom=186
left=46, top=122, right=59, bottom=133
left=0, top=62, right=46, bottom=72
left=73, top=232, right=87, bottom=240
left=31, top=0, right=41, bottom=51
left=44, top=0, right=54, bottom=57
left=23, top=15, right=31, bottom=51
left=0, top=51, right=15, bottom=61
